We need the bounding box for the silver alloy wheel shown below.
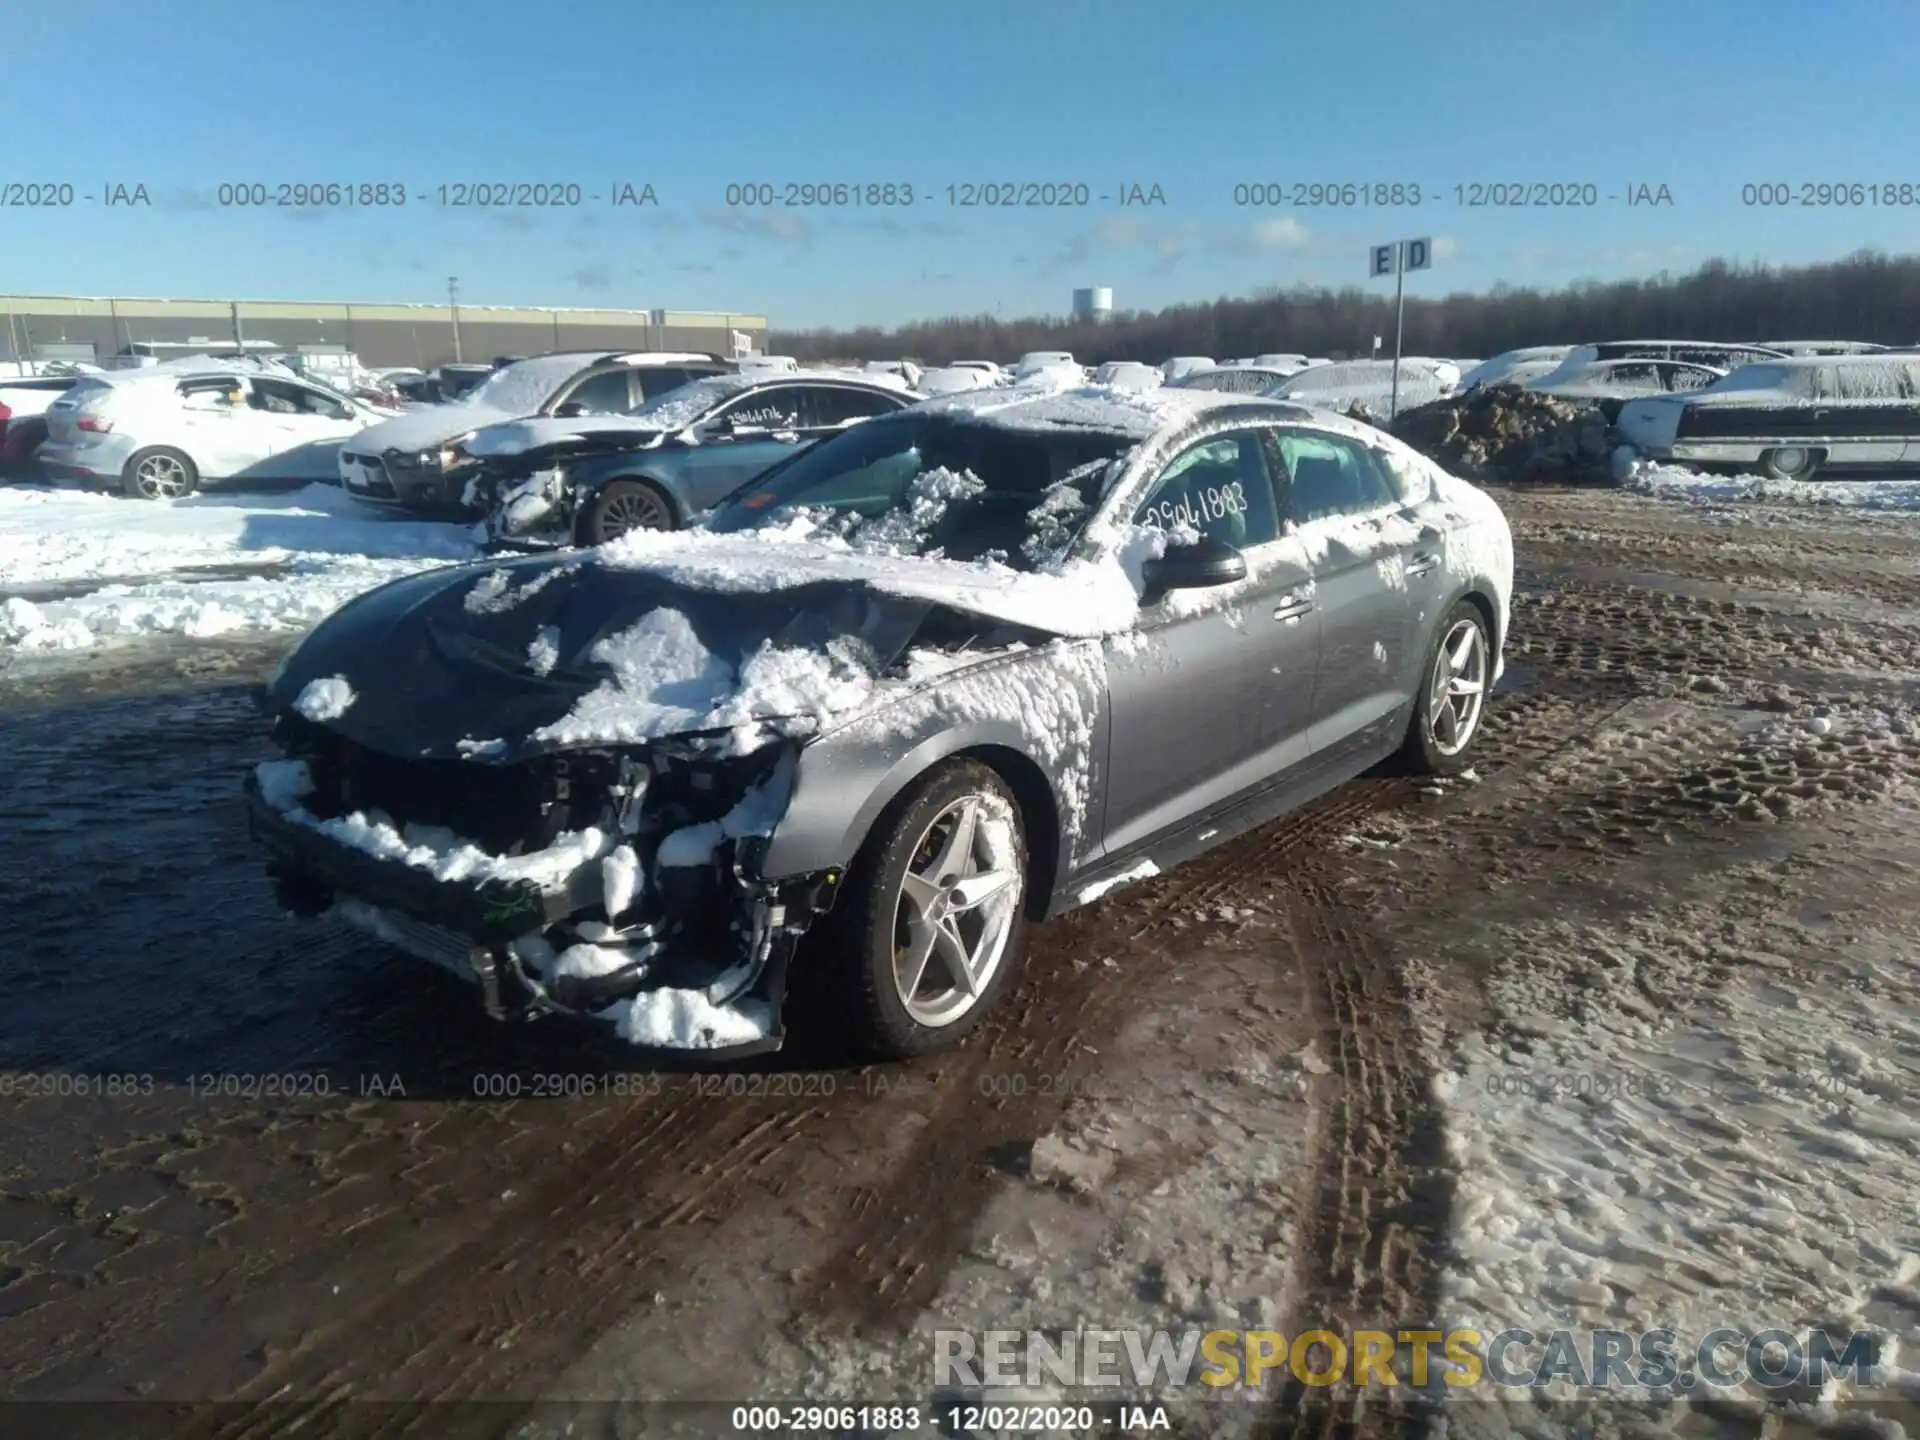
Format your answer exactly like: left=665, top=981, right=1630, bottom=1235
left=890, top=795, right=1023, bottom=1028
left=595, top=485, right=672, bottom=541
left=133, top=452, right=191, bottom=499
left=1427, top=617, right=1488, bottom=757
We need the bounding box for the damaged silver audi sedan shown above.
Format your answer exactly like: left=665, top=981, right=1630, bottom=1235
left=246, top=386, right=1513, bottom=1058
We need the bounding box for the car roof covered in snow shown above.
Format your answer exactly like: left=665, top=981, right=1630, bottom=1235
left=907, top=383, right=1314, bottom=439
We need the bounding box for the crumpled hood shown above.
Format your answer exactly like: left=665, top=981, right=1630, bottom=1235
left=349, top=402, right=515, bottom=454
left=465, top=414, right=672, bottom=460
left=266, top=553, right=940, bottom=762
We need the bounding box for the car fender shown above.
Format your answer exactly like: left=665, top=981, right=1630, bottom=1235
left=760, top=713, right=1068, bottom=885
left=757, top=638, right=1102, bottom=905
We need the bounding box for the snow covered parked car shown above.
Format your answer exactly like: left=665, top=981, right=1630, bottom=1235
left=1089, top=361, right=1162, bottom=392
left=469, top=372, right=914, bottom=546
left=338, top=352, right=725, bottom=518
left=1615, top=355, right=1920, bottom=481
left=1457, top=347, right=1574, bottom=391
left=914, top=367, right=997, bottom=396
left=1266, top=358, right=1460, bottom=420
left=246, top=386, right=1513, bottom=1058
left=38, top=366, right=391, bottom=499
left=1523, top=357, right=1726, bottom=421
left=1160, top=357, right=1214, bottom=382
left=1171, top=364, right=1302, bottom=396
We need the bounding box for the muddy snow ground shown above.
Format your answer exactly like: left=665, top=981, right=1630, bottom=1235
left=4, top=476, right=1920, bottom=1438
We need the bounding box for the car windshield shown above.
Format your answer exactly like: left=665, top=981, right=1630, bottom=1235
left=702, top=412, right=1135, bottom=571
left=1176, top=368, right=1278, bottom=393
left=624, top=375, right=746, bottom=430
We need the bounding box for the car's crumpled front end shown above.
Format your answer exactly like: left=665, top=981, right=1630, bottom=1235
left=246, top=714, right=841, bottom=1054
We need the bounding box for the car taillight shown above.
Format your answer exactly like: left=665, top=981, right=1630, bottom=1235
left=0, top=402, right=11, bottom=421
left=77, top=415, right=114, bottom=432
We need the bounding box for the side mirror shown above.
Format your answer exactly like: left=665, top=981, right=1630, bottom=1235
left=553, top=401, right=587, bottom=418
left=1140, top=533, right=1248, bottom=598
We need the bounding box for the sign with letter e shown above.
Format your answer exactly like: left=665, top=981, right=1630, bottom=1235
left=1370, top=243, right=1398, bottom=277
left=1403, top=237, right=1432, bottom=271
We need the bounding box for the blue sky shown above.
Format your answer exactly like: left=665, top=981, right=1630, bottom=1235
left=2, top=0, right=1915, bottom=330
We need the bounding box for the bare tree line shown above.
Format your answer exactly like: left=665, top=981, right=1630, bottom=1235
left=772, top=249, right=1920, bottom=365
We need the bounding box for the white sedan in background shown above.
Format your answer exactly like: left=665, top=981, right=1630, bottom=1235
left=1266, top=358, right=1460, bottom=420
left=38, top=365, right=390, bottom=499
left=1091, top=360, right=1163, bottom=391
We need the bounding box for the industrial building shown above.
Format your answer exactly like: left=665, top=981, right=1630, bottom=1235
left=1071, top=286, right=1114, bottom=323
left=0, top=294, right=770, bottom=369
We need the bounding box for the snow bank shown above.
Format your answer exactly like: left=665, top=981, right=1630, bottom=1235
left=1622, top=459, right=1920, bottom=510
left=0, top=482, right=475, bottom=653
left=1076, top=857, right=1160, bottom=904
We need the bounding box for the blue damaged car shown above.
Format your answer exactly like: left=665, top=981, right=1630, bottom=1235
left=460, top=370, right=916, bottom=547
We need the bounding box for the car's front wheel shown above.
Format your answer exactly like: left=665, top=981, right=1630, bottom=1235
left=122, top=446, right=198, bottom=501
left=575, top=478, right=676, bottom=546
left=1760, top=446, right=1821, bottom=481
left=814, top=759, right=1029, bottom=1059
left=1398, top=600, right=1492, bottom=776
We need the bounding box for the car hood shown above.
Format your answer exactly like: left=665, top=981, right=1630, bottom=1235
left=265, top=553, right=952, bottom=762
left=465, top=414, right=674, bottom=461
left=349, top=402, right=516, bottom=454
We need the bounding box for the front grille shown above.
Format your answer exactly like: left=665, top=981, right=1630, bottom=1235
left=284, top=720, right=611, bottom=853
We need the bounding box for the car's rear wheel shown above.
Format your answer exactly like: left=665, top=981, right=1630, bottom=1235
left=575, top=478, right=675, bottom=545
left=1397, top=600, right=1491, bottom=776
left=122, top=446, right=198, bottom=501
left=1760, top=446, right=1821, bottom=481
left=813, top=759, right=1029, bottom=1059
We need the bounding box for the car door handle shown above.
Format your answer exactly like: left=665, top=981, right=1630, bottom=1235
left=1273, top=592, right=1314, bottom=622
left=1407, top=551, right=1441, bottom=577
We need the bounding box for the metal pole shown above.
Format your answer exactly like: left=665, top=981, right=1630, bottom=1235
left=448, top=277, right=462, bottom=363
left=232, top=301, right=245, bottom=354
left=1390, top=241, right=1406, bottom=421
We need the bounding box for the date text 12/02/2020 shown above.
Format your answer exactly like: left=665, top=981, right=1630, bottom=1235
left=1229, top=182, right=1675, bottom=207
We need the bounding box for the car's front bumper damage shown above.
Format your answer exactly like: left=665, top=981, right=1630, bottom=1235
left=243, top=727, right=841, bottom=1057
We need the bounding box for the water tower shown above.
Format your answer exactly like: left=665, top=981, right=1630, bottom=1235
left=1072, top=286, right=1114, bottom=323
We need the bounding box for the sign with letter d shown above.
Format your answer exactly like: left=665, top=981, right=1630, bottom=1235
left=1404, top=237, right=1432, bottom=271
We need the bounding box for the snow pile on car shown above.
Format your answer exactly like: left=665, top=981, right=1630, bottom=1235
left=530, top=605, right=882, bottom=751
left=1390, top=383, right=1611, bottom=482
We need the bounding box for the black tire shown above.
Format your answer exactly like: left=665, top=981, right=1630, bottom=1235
left=574, top=478, right=676, bottom=546
left=1759, top=446, right=1821, bottom=482
left=121, top=446, right=199, bottom=501
left=1396, top=599, right=1493, bottom=776
left=808, top=759, right=1030, bottom=1060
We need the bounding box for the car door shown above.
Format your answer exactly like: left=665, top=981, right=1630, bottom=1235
left=1273, top=425, right=1427, bottom=765
left=666, top=383, right=811, bottom=510
left=241, top=378, right=363, bottom=480
left=173, top=377, right=270, bottom=479
left=1098, top=427, right=1321, bottom=861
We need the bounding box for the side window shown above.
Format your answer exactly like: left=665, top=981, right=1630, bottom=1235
left=1274, top=428, right=1396, bottom=523
left=717, top=386, right=804, bottom=431
left=1832, top=364, right=1904, bottom=401
left=248, top=378, right=349, bottom=418
left=557, top=369, right=634, bottom=414
left=810, top=386, right=905, bottom=428
left=1664, top=363, right=1716, bottom=392
left=1131, top=430, right=1281, bottom=550
left=178, top=378, right=242, bottom=411
left=1607, top=362, right=1661, bottom=390
left=1370, top=444, right=1431, bottom=504
left=631, top=366, right=693, bottom=402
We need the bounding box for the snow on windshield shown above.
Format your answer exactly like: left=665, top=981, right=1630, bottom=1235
left=465, top=355, right=598, bottom=416
left=627, top=374, right=755, bottom=431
